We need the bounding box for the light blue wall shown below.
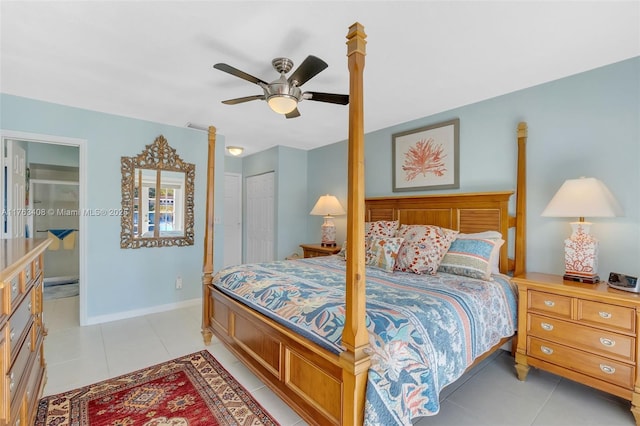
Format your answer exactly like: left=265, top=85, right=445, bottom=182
left=276, top=146, right=308, bottom=259
left=1, top=94, right=225, bottom=321
left=307, top=57, right=640, bottom=279
left=224, top=155, right=242, bottom=174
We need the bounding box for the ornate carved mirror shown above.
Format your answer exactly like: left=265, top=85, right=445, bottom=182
left=121, top=135, right=195, bottom=248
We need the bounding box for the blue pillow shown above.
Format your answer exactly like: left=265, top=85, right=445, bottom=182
left=438, top=238, right=502, bottom=281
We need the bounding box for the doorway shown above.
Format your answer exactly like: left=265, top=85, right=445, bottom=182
left=31, top=173, right=80, bottom=300
left=1, top=130, right=87, bottom=325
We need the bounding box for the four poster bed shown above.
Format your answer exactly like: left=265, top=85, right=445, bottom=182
left=201, top=23, right=528, bottom=425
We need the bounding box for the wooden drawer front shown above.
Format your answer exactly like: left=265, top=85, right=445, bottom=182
left=25, top=341, right=45, bottom=421
left=0, top=282, right=5, bottom=318
left=33, top=256, right=42, bottom=278
left=8, top=296, right=34, bottom=362
left=529, top=290, right=571, bottom=319
left=7, top=323, right=34, bottom=406
left=528, top=336, right=634, bottom=389
left=0, top=325, right=7, bottom=422
left=578, top=300, right=635, bottom=333
left=304, top=250, right=325, bottom=258
left=528, top=313, right=634, bottom=363
left=9, top=275, right=21, bottom=309
left=23, top=263, right=33, bottom=287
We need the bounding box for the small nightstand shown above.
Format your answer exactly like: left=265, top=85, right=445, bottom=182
left=299, top=243, right=341, bottom=258
left=513, top=272, right=640, bottom=424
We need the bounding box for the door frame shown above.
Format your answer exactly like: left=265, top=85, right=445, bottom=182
left=0, top=129, right=88, bottom=325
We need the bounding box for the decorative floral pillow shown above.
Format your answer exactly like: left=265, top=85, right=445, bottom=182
left=395, top=225, right=458, bottom=274
left=365, top=236, right=404, bottom=272
left=365, top=220, right=399, bottom=238
left=438, top=238, right=504, bottom=281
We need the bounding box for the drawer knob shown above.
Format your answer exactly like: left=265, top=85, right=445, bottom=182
left=540, top=322, right=554, bottom=331
left=12, top=282, right=18, bottom=293
left=599, top=311, right=612, bottom=319
left=10, top=327, right=15, bottom=341
left=600, top=337, right=616, bottom=347
left=540, top=345, right=554, bottom=355
left=544, top=300, right=555, bottom=307
left=9, top=373, right=15, bottom=391
left=600, top=364, right=616, bottom=374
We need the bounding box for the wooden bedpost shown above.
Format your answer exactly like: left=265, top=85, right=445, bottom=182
left=340, top=22, right=370, bottom=426
left=201, top=125, right=216, bottom=345
left=514, top=122, right=527, bottom=277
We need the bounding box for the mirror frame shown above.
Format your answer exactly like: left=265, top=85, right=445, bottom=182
left=120, top=135, right=195, bottom=248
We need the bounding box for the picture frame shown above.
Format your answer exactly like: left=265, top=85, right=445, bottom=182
left=392, top=118, right=459, bottom=192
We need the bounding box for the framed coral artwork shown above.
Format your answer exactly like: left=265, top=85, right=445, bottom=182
left=392, top=118, right=460, bottom=192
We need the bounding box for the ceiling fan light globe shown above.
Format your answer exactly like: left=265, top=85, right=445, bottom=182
left=268, top=95, right=298, bottom=114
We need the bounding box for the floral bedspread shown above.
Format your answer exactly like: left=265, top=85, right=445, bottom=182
left=212, top=256, right=517, bottom=425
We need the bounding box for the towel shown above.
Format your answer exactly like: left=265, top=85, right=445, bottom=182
left=47, top=231, right=60, bottom=251
left=47, top=229, right=77, bottom=250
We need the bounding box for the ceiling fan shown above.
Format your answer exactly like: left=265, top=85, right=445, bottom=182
left=213, top=55, right=349, bottom=119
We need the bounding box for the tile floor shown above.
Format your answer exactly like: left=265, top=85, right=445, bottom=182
left=43, top=296, right=636, bottom=426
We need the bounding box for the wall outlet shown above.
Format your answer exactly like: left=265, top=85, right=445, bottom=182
left=175, top=276, right=182, bottom=289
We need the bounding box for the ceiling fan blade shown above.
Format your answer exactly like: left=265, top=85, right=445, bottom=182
left=285, top=108, right=301, bottom=119
left=305, top=92, right=349, bottom=105
left=288, top=55, right=328, bottom=87
left=213, top=63, right=267, bottom=85
left=221, top=95, right=265, bottom=105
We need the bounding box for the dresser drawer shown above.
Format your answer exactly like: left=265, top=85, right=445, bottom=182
left=23, top=263, right=33, bottom=288
left=528, top=313, right=635, bottom=363
left=8, top=275, right=21, bottom=311
left=7, top=296, right=34, bottom=363
left=24, top=339, right=45, bottom=420
left=577, top=299, right=635, bottom=333
left=7, top=322, right=34, bottom=407
left=528, top=290, right=572, bottom=319
left=33, top=255, right=42, bottom=279
left=528, top=336, right=634, bottom=389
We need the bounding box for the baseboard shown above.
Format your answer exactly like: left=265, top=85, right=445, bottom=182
left=85, top=297, right=201, bottom=325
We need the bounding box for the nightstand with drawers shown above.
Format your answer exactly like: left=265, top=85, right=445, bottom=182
left=299, top=244, right=342, bottom=258
left=513, top=272, right=640, bottom=424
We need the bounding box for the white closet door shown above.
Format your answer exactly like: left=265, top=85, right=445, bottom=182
left=245, top=172, right=274, bottom=263
left=223, top=172, right=242, bottom=267
left=5, top=141, right=27, bottom=238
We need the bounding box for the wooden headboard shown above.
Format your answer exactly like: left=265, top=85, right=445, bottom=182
left=365, top=191, right=516, bottom=274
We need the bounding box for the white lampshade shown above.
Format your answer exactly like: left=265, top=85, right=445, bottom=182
left=267, top=95, right=298, bottom=114
left=541, top=177, right=623, bottom=219
left=310, top=195, right=346, bottom=217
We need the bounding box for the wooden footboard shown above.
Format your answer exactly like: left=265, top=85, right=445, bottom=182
left=206, top=284, right=513, bottom=426
left=207, top=285, right=345, bottom=425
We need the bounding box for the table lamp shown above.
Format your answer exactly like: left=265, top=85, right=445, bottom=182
left=541, top=177, right=623, bottom=283
left=310, top=194, right=346, bottom=247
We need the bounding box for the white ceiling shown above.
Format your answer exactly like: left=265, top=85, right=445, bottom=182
left=1, top=1, right=638, bottom=156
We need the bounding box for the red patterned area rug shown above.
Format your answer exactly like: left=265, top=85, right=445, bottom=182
left=35, top=350, right=280, bottom=426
